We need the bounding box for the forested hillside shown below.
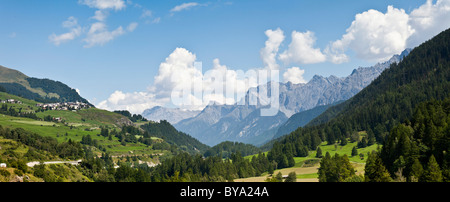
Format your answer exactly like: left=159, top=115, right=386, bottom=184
left=140, top=120, right=209, bottom=154
left=308, top=27, right=450, bottom=141
left=263, top=28, right=450, bottom=179
left=0, top=65, right=91, bottom=104
left=203, top=141, right=261, bottom=158
left=378, top=98, right=450, bottom=181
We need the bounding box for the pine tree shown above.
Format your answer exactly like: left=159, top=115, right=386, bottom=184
left=318, top=152, right=332, bottom=182
left=337, top=154, right=355, bottom=181
left=316, top=147, right=323, bottom=158
left=351, top=146, right=358, bottom=157
left=275, top=172, right=283, bottom=182
left=288, top=154, right=295, bottom=167
left=422, top=155, right=443, bottom=182
left=364, top=151, right=391, bottom=182
left=409, top=158, right=423, bottom=182
left=284, top=172, right=297, bottom=182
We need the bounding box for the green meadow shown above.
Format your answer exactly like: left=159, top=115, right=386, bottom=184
left=0, top=113, right=156, bottom=157
left=241, top=139, right=380, bottom=182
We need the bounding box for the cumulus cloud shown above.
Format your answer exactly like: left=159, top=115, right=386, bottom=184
left=151, top=47, right=202, bottom=101
left=408, top=0, right=450, bottom=47
left=78, top=0, right=126, bottom=10
left=98, top=48, right=203, bottom=113
left=260, top=28, right=285, bottom=70
left=49, top=16, right=82, bottom=46
left=328, top=6, right=414, bottom=63
left=276, top=1, right=449, bottom=64
left=97, top=90, right=161, bottom=114
left=283, top=67, right=306, bottom=84
left=97, top=48, right=261, bottom=113
left=279, top=31, right=326, bottom=65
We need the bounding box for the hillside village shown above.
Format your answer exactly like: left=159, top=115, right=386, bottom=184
left=35, top=101, right=90, bottom=111
left=0, top=98, right=90, bottom=111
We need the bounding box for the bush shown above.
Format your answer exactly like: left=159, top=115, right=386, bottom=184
left=0, top=169, right=10, bottom=177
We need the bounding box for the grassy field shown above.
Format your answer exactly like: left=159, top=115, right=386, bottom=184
left=239, top=140, right=379, bottom=182
left=0, top=113, right=159, bottom=157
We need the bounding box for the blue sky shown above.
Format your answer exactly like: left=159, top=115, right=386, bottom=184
left=0, top=0, right=449, bottom=114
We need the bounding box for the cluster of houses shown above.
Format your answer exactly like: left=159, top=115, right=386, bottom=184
left=0, top=99, right=23, bottom=104
left=36, top=101, right=90, bottom=111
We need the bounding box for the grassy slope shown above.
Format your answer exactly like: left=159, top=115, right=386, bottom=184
left=0, top=65, right=47, bottom=97
left=0, top=91, right=171, bottom=157
left=241, top=139, right=379, bottom=182
left=0, top=136, right=90, bottom=182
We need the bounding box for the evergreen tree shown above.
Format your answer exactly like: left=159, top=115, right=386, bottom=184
left=318, top=152, right=332, bottom=182
left=340, top=137, right=348, bottom=146
left=284, top=172, right=297, bottom=182
left=351, top=146, right=358, bottom=157
left=318, top=152, right=355, bottom=182
left=422, top=155, right=443, bottom=182
left=364, top=151, right=391, bottom=182
left=275, top=172, right=283, bottom=182
left=316, top=147, right=323, bottom=158
left=287, top=154, right=295, bottom=167
left=409, top=158, right=423, bottom=182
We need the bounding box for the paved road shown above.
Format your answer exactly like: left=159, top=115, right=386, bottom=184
left=26, top=160, right=82, bottom=167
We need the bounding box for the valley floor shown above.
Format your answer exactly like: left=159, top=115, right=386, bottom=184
left=234, top=162, right=365, bottom=182
left=237, top=141, right=373, bottom=182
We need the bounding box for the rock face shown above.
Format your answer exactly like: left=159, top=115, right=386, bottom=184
left=141, top=106, right=200, bottom=125
left=173, top=50, right=411, bottom=146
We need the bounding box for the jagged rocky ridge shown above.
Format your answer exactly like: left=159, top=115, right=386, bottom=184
left=145, top=49, right=411, bottom=146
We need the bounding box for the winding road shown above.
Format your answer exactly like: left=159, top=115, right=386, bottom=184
left=26, top=160, right=82, bottom=167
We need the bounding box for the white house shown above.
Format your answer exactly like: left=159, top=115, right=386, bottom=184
left=0, top=163, right=6, bottom=168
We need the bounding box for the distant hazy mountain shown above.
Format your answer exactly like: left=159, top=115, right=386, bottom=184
left=141, top=106, right=201, bottom=124
left=173, top=49, right=411, bottom=146
left=0, top=65, right=91, bottom=104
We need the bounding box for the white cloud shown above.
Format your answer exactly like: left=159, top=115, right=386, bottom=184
left=79, top=0, right=126, bottom=10
left=83, top=22, right=125, bottom=48
left=82, top=21, right=137, bottom=48
left=283, top=67, right=306, bottom=84
left=152, top=47, right=202, bottom=99
left=127, top=22, right=138, bottom=32
left=97, top=91, right=161, bottom=114
left=92, top=10, right=109, bottom=21
left=260, top=28, right=285, bottom=70
left=97, top=48, right=260, bottom=113
left=328, top=5, right=414, bottom=63
left=408, top=0, right=450, bottom=47
left=170, top=2, right=201, bottom=12
left=279, top=31, right=326, bottom=65
left=49, top=16, right=82, bottom=46
left=97, top=48, right=202, bottom=113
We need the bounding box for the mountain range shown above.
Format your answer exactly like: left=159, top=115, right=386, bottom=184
left=143, top=49, right=411, bottom=146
